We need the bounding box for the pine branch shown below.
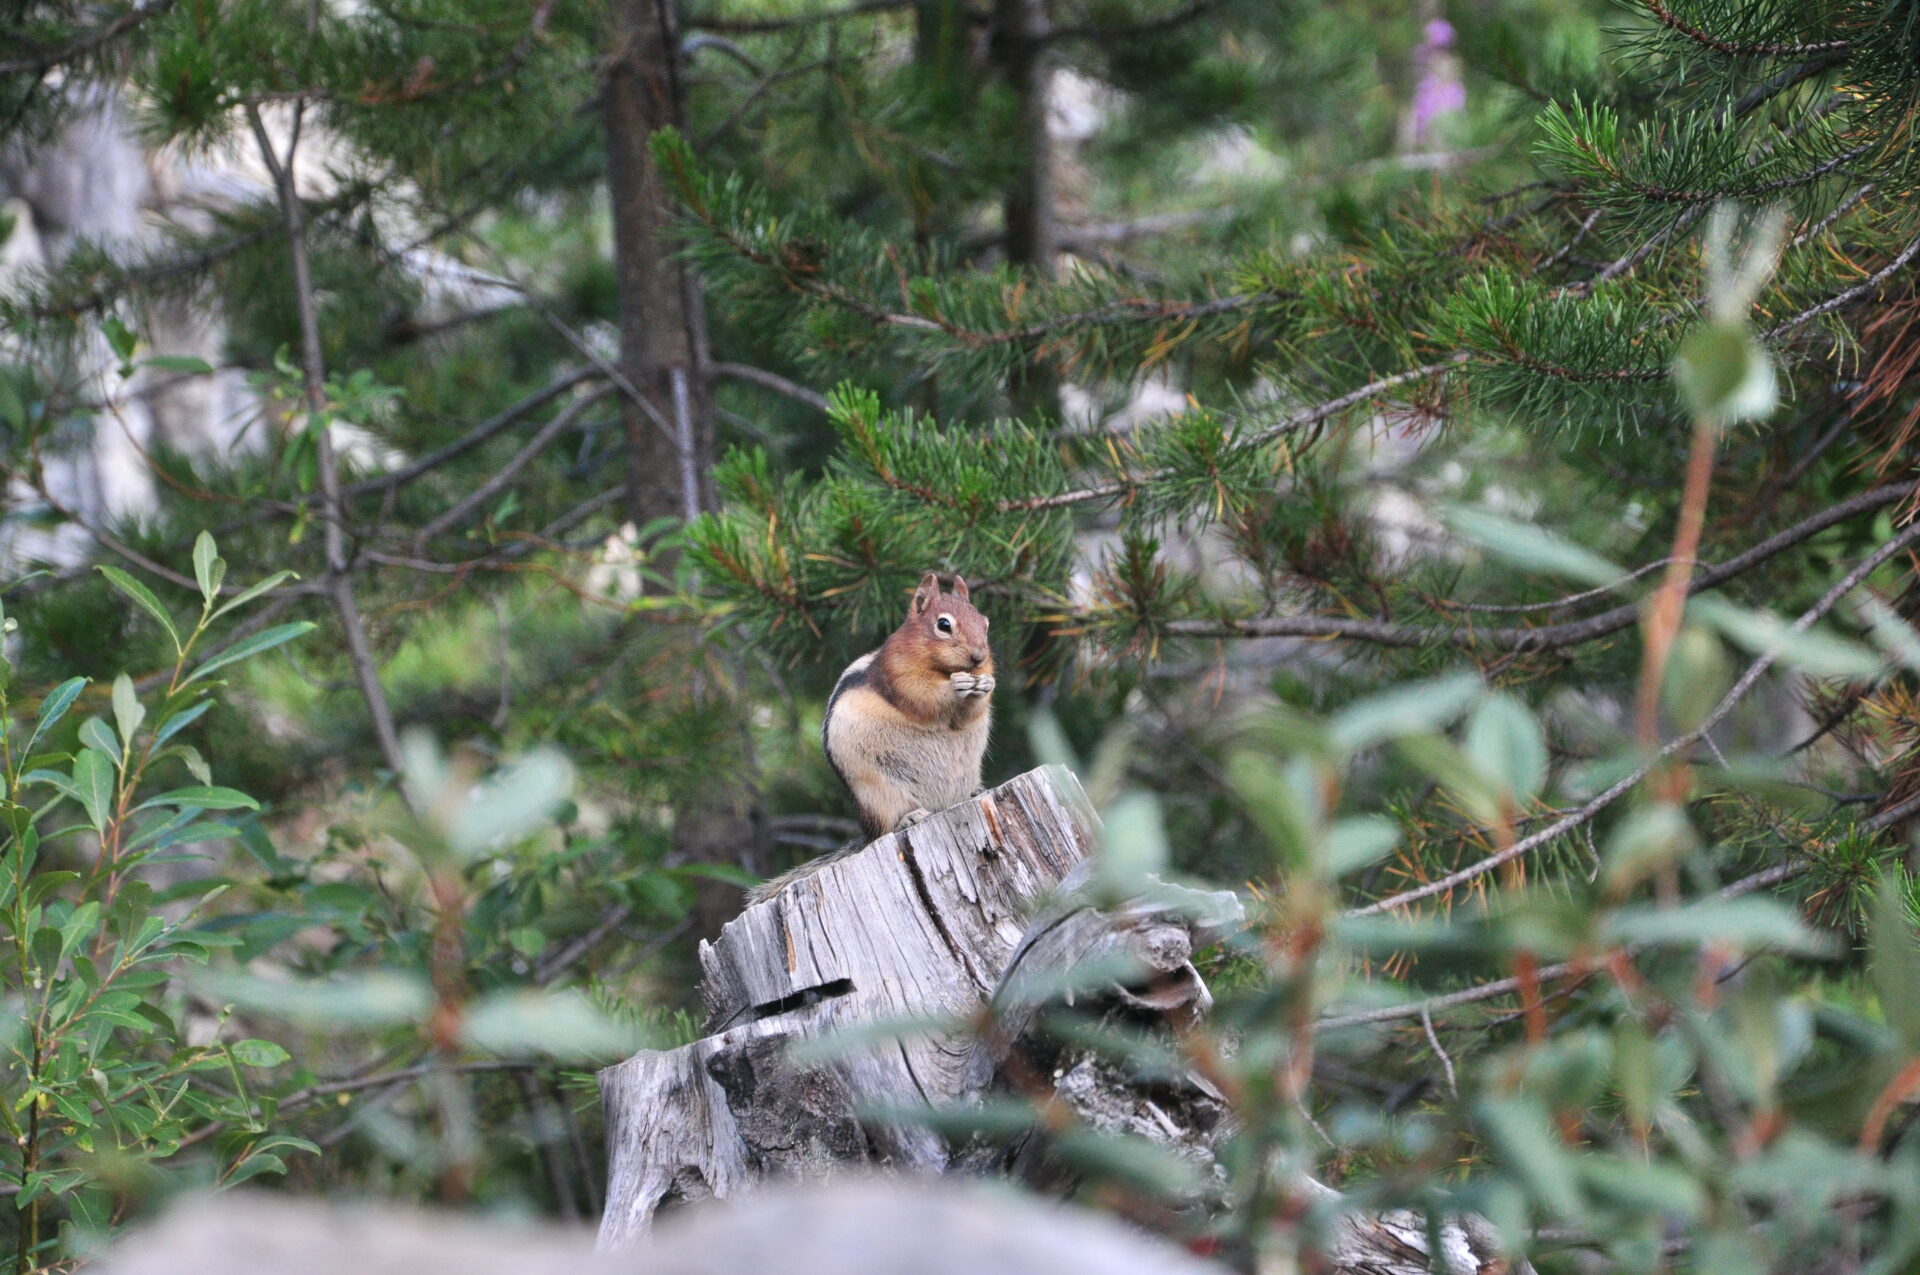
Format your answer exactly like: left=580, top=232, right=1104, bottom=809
left=686, top=0, right=932, bottom=34
left=1642, top=1, right=1851, bottom=61
left=0, top=0, right=179, bottom=76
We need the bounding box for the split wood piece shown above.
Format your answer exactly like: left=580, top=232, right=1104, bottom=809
left=959, top=858, right=1243, bottom=1191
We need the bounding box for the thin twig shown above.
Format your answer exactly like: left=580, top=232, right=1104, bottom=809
left=1346, top=515, right=1920, bottom=919
left=1764, top=232, right=1920, bottom=341
left=1001, top=358, right=1462, bottom=513
left=1165, top=481, right=1917, bottom=651
left=0, top=0, right=181, bottom=76
left=1420, top=1006, right=1458, bottom=1099
left=246, top=105, right=405, bottom=779
left=711, top=361, right=830, bottom=411
left=414, top=385, right=616, bottom=542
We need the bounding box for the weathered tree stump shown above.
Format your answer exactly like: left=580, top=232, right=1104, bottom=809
left=598, top=766, right=1103, bottom=1240
left=596, top=766, right=1530, bottom=1274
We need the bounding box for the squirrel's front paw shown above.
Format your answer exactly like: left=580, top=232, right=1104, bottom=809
left=895, top=807, right=933, bottom=829
left=949, top=671, right=994, bottom=699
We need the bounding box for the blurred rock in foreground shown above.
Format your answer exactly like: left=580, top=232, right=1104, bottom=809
left=96, top=1178, right=1220, bottom=1275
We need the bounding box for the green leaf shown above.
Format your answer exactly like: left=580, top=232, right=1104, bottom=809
left=1604, top=897, right=1835, bottom=956
left=101, top=314, right=137, bottom=364
left=1857, top=597, right=1920, bottom=673
left=153, top=698, right=213, bottom=748
left=79, top=717, right=119, bottom=762
left=1577, top=1155, right=1706, bottom=1219
left=225, top=1153, right=288, bottom=1185
left=58, top=900, right=100, bottom=961
left=141, top=355, right=215, bottom=375
left=192, top=532, right=224, bottom=604
left=1325, top=816, right=1398, bottom=877
left=448, top=746, right=574, bottom=858
left=1327, top=673, right=1482, bottom=756
left=22, top=769, right=82, bottom=803
left=1673, top=322, right=1776, bottom=426
left=1662, top=624, right=1731, bottom=733
left=1096, top=790, right=1169, bottom=893
left=96, top=565, right=181, bottom=653
left=229, top=1038, right=291, bottom=1068
left=1870, top=874, right=1920, bottom=1053
left=506, top=926, right=550, bottom=957
left=111, top=673, right=145, bottom=749
left=138, top=786, right=259, bottom=813
left=1612, top=1018, right=1657, bottom=1129
left=1228, top=751, right=1319, bottom=873
left=1601, top=803, right=1697, bottom=896
left=210, top=570, right=299, bottom=620
left=0, top=376, right=24, bottom=430
left=29, top=677, right=88, bottom=753
left=1464, top=692, right=1547, bottom=804
left=1445, top=506, right=1624, bottom=588
left=1693, top=596, right=1880, bottom=680
left=195, top=970, right=431, bottom=1028
left=1026, top=706, right=1082, bottom=771
left=1475, top=1095, right=1585, bottom=1219
left=1051, top=1128, right=1203, bottom=1198
left=461, top=989, right=641, bottom=1060
left=174, top=744, right=212, bottom=786
left=72, top=750, right=114, bottom=831
left=1396, top=733, right=1504, bottom=827
left=185, top=622, right=317, bottom=684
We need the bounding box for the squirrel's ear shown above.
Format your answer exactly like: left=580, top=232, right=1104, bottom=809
left=951, top=575, right=971, bottom=602
left=912, top=572, right=941, bottom=613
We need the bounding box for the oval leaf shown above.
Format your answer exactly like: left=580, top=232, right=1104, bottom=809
left=96, top=565, right=181, bottom=652
left=138, top=786, right=260, bottom=813
left=186, top=622, right=318, bottom=684
left=229, top=1038, right=291, bottom=1068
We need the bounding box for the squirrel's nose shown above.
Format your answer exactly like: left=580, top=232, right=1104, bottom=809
left=969, top=649, right=987, bottom=667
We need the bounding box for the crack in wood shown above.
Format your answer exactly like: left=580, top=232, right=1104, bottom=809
left=898, top=828, right=992, bottom=994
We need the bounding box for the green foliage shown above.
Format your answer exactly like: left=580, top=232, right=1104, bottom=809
left=0, top=540, right=319, bottom=1265
left=0, top=546, right=666, bottom=1265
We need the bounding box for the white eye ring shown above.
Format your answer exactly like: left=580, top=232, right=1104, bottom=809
left=936, top=613, right=954, bottom=634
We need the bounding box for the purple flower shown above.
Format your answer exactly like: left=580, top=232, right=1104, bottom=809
left=1408, top=17, right=1465, bottom=143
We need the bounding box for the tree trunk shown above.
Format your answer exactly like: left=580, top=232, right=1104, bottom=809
left=990, top=0, right=1054, bottom=279
left=989, top=0, right=1058, bottom=417
left=595, top=767, right=1530, bottom=1274
left=603, top=3, right=758, bottom=932
left=604, top=0, right=710, bottom=528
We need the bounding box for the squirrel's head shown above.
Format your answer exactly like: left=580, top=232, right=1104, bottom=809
left=902, top=571, right=992, bottom=674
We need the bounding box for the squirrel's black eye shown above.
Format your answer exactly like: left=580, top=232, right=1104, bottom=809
left=936, top=614, right=954, bottom=634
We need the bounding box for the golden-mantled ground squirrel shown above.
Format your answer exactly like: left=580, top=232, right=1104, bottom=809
left=746, top=572, right=993, bottom=903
